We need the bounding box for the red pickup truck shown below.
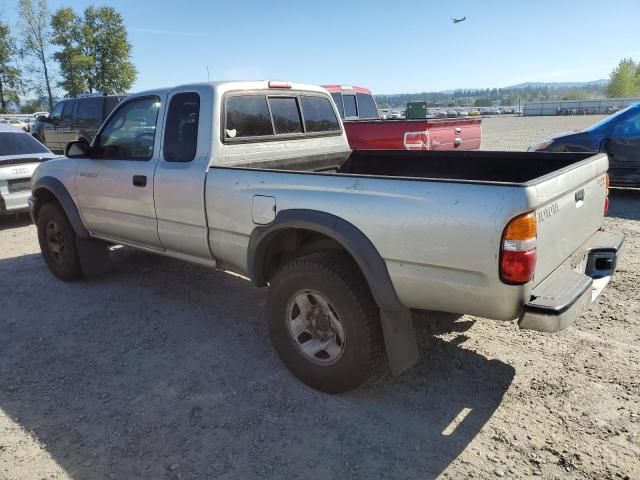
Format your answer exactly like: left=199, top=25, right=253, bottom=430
left=323, top=85, right=482, bottom=151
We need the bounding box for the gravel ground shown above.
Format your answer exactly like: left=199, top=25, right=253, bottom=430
left=1, top=115, right=638, bottom=480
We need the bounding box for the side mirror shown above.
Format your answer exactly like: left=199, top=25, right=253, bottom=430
left=66, top=139, right=91, bottom=158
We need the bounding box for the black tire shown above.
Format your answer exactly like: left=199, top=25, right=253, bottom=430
left=267, top=252, right=382, bottom=393
left=36, top=202, right=82, bottom=281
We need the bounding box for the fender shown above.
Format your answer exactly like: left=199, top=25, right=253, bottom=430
left=248, top=209, right=419, bottom=375
left=31, top=175, right=90, bottom=239
left=249, top=209, right=401, bottom=310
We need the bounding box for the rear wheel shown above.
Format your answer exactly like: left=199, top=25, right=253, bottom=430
left=267, top=252, right=382, bottom=393
left=36, top=202, right=82, bottom=281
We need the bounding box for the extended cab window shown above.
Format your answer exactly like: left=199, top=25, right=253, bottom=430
left=94, top=96, right=160, bottom=161
left=356, top=93, right=379, bottom=119
left=300, top=96, right=341, bottom=132
left=268, top=97, right=302, bottom=134
left=164, top=92, right=200, bottom=162
left=226, top=95, right=273, bottom=138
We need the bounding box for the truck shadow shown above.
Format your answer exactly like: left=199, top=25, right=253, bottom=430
left=609, top=188, right=640, bottom=221
left=0, top=248, right=514, bottom=480
left=0, top=212, right=32, bottom=231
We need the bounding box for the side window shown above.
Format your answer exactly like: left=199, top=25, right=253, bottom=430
left=104, top=96, right=122, bottom=119
left=164, top=92, right=200, bottom=162
left=343, top=94, right=357, bottom=118
left=330, top=93, right=344, bottom=119
left=77, top=98, right=103, bottom=127
left=50, top=101, right=64, bottom=121
left=356, top=93, right=379, bottom=119
left=225, top=95, right=273, bottom=138
left=268, top=97, right=302, bottom=134
left=300, top=96, right=341, bottom=132
left=94, top=96, right=161, bottom=161
left=62, top=100, right=75, bottom=122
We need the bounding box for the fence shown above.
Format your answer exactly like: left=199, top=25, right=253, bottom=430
left=523, top=98, right=640, bottom=116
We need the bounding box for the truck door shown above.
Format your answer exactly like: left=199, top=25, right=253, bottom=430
left=75, top=95, right=164, bottom=249
left=607, top=111, right=640, bottom=185
left=154, top=89, right=213, bottom=261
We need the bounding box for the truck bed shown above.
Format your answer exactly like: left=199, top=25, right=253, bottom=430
left=339, top=150, right=594, bottom=185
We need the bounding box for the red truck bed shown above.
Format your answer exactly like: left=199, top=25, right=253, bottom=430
left=323, top=85, right=482, bottom=151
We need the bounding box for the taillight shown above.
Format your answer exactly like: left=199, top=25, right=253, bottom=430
left=604, top=174, right=610, bottom=215
left=404, top=131, right=428, bottom=150
left=500, top=212, right=537, bottom=284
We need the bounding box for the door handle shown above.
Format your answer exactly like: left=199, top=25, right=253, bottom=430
left=133, top=175, right=147, bottom=187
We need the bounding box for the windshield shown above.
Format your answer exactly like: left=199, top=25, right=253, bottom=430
left=0, top=132, right=51, bottom=157
left=586, top=105, right=636, bottom=131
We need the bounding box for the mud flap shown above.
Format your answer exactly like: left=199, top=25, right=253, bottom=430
left=380, top=308, right=419, bottom=375
left=76, top=238, right=112, bottom=277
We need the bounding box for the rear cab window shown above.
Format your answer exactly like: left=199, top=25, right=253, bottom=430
left=224, top=91, right=340, bottom=142
left=0, top=132, right=51, bottom=157
left=343, top=94, right=357, bottom=118
left=356, top=93, right=379, bottom=119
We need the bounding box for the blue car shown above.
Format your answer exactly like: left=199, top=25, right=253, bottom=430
left=528, top=103, right=640, bottom=187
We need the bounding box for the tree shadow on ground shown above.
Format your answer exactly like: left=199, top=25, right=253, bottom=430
left=0, top=248, right=514, bottom=479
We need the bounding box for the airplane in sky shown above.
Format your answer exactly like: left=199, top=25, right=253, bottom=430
left=452, top=17, right=467, bottom=24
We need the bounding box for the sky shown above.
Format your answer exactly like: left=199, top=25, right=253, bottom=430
left=1, top=0, right=640, bottom=95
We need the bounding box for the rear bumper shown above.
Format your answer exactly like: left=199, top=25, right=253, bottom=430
left=518, top=230, right=624, bottom=333
left=0, top=190, right=31, bottom=215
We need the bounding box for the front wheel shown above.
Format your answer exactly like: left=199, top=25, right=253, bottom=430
left=36, top=202, right=82, bottom=281
left=267, top=252, right=383, bottom=393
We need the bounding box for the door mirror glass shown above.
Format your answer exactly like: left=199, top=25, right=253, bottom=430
left=66, top=139, right=91, bottom=158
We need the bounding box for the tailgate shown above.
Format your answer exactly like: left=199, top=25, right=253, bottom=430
left=428, top=118, right=481, bottom=151
left=533, top=153, right=609, bottom=286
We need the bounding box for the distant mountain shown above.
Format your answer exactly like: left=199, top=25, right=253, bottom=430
left=504, top=79, right=608, bottom=89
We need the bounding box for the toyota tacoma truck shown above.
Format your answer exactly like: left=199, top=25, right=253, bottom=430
left=322, top=85, right=482, bottom=151
left=29, top=81, right=623, bottom=393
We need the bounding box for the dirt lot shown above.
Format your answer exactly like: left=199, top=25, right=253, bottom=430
left=1, top=115, right=638, bottom=480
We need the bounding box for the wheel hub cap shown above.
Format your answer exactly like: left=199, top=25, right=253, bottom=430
left=286, top=290, right=346, bottom=364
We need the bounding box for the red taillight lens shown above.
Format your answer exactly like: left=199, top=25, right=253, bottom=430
left=604, top=196, right=610, bottom=215
left=501, top=250, right=537, bottom=284
left=500, top=213, right=537, bottom=284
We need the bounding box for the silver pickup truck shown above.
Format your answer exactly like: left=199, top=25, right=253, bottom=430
left=29, top=81, right=624, bottom=393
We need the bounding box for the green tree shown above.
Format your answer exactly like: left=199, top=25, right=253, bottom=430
left=20, top=96, right=48, bottom=113
left=474, top=97, right=492, bottom=107
left=51, top=5, right=136, bottom=96
left=606, top=58, right=640, bottom=98
left=18, top=0, right=55, bottom=111
left=562, top=90, right=590, bottom=101
left=0, top=22, right=22, bottom=112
